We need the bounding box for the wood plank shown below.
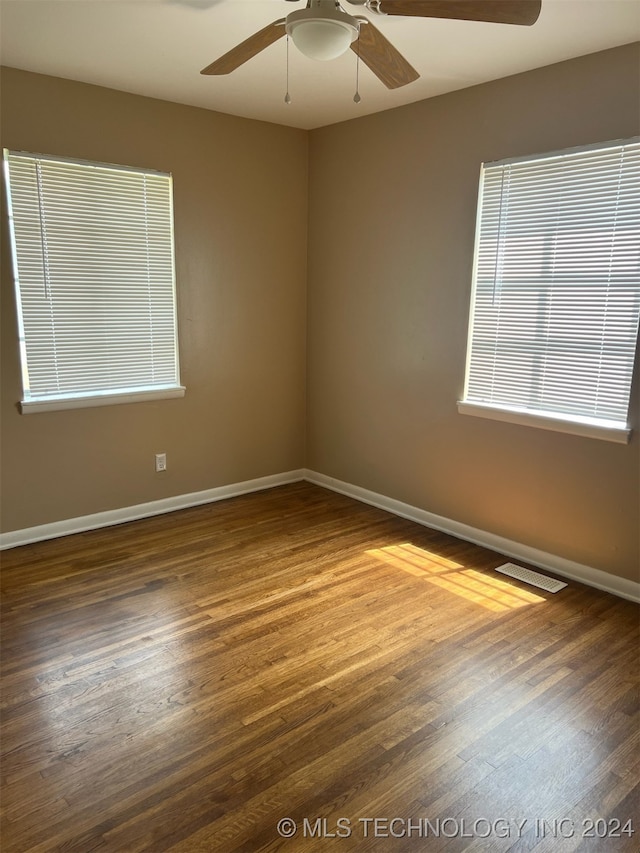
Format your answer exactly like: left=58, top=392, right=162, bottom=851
left=1, top=482, right=638, bottom=852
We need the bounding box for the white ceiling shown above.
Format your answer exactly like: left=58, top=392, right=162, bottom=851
left=1, top=0, right=639, bottom=130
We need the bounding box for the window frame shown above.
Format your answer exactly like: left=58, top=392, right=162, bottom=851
left=458, top=138, right=640, bottom=444
left=3, top=149, right=185, bottom=414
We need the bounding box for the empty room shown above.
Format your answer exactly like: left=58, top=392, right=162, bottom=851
left=1, top=1, right=639, bottom=851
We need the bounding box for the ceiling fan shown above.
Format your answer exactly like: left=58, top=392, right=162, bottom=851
left=201, top=1, right=542, bottom=90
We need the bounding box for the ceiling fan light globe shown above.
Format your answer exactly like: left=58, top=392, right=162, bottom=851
left=285, top=6, right=359, bottom=62
left=289, top=19, right=356, bottom=61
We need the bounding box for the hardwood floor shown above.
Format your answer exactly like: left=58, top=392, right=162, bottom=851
left=1, top=482, right=638, bottom=852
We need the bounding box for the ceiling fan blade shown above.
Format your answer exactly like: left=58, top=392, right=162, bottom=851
left=378, top=1, right=542, bottom=26
left=351, top=19, right=419, bottom=89
left=201, top=19, right=286, bottom=75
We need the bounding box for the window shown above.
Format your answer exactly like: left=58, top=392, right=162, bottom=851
left=3, top=150, right=184, bottom=413
left=459, top=139, right=640, bottom=443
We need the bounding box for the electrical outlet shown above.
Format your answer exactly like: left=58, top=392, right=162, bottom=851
left=155, top=453, right=167, bottom=472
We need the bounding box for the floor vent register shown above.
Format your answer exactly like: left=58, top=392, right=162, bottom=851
left=495, top=562, right=567, bottom=593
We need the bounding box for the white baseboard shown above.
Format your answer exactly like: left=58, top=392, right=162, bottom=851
left=0, top=470, right=305, bottom=550
left=303, top=470, right=640, bottom=604
left=3, top=466, right=637, bottom=604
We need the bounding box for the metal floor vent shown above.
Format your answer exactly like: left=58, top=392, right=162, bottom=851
left=495, top=563, right=567, bottom=593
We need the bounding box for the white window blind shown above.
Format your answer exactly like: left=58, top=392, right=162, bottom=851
left=460, top=139, right=640, bottom=442
left=4, top=150, right=184, bottom=413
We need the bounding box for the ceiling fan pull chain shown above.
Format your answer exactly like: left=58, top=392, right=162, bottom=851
left=353, top=32, right=361, bottom=103
left=284, top=34, right=292, bottom=104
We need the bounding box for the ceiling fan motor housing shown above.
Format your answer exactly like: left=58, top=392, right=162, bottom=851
left=286, top=1, right=360, bottom=61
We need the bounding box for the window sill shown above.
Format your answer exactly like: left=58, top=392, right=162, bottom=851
left=457, top=401, right=631, bottom=444
left=20, top=386, right=186, bottom=414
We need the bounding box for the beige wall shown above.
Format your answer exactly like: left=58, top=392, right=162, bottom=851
left=0, top=67, right=308, bottom=531
left=2, top=46, right=639, bottom=584
left=307, top=44, right=640, bottom=582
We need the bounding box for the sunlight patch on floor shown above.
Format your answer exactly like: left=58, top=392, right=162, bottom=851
left=366, top=544, right=545, bottom=612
